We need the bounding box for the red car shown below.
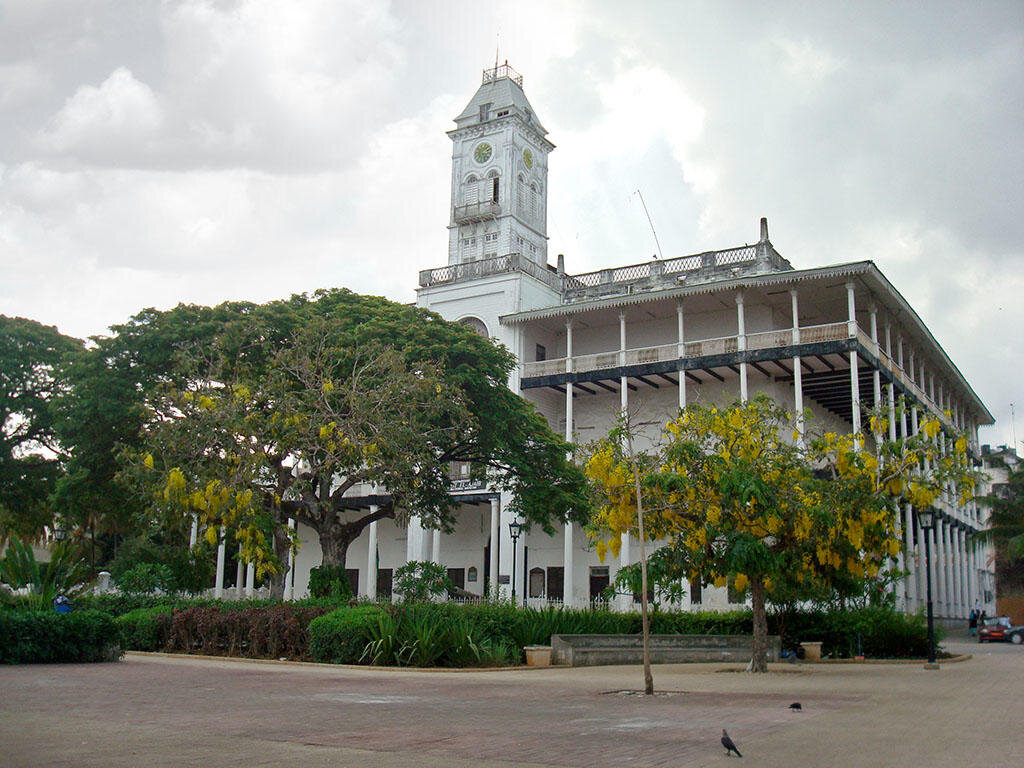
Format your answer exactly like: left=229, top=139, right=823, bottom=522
left=978, top=616, right=1014, bottom=643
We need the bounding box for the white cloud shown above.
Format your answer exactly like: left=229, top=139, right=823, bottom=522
left=773, top=37, right=843, bottom=83
left=36, top=67, right=163, bottom=157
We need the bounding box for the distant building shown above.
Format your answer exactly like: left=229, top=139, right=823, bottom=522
left=275, top=65, right=995, bottom=618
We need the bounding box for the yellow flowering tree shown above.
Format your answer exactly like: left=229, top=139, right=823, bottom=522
left=585, top=394, right=977, bottom=672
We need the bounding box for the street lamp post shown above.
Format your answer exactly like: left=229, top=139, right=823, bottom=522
left=918, top=508, right=939, bottom=669
left=508, top=520, right=522, bottom=605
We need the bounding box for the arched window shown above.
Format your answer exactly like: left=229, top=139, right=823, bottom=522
left=459, top=316, right=488, bottom=337
left=529, top=567, right=545, bottom=598
left=464, top=174, right=479, bottom=204
left=486, top=170, right=500, bottom=203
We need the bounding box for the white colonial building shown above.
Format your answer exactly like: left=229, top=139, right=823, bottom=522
left=220, top=65, right=996, bottom=619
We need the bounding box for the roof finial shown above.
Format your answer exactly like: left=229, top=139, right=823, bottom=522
left=759, top=217, right=769, bottom=243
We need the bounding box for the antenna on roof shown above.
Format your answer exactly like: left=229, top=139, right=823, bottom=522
left=634, top=189, right=664, bottom=261
left=495, top=33, right=500, bottom=71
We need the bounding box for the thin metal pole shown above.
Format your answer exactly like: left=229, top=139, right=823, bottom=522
left=511, top=534, right=519, bottom=604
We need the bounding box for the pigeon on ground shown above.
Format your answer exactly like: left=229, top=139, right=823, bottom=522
left=789, top=702, right=802, bottom=711
left=721, top=729, right=742, bottom=757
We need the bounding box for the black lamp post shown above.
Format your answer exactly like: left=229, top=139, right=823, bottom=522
left=508, top=520, right=522, bottom=604
left=53, top=525, right=67, bottom=542
left=918, top=507, right=938, bottom=668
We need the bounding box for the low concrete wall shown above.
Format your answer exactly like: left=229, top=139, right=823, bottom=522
left=550, top=634, right=780, bottom=667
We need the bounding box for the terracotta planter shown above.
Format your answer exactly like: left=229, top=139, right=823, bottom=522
left=524, top=645, right=552, bottom=667
left=800, top=641, right=823, bottom=661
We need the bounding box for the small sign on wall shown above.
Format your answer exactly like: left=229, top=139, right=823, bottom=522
left=468, top=567, right=478, bottom=582
left=498, top=574, right=510, bottom=584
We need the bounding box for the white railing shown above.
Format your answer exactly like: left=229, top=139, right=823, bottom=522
left=684, top=335, right=738, bottom=357
left=798, top=321, right=849, bottom=344
left=521, top=322, right=850, bottom=379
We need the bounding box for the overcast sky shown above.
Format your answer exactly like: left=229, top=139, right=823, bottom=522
left=1, top=0, right=1021, bottom=445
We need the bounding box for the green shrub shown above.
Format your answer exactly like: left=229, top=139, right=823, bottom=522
left=116, top=606, right=174, bottom=651
left=308, top=606, right=384, bottom=663
left=0, top=609, right=122, bottom=664
left=108, top=536, right=215, bottom=595
left=116, top=563, right=177, bottom=595
left=393, top=561, right=451, bottom=602
left=308, top=565, right=354, bottom=601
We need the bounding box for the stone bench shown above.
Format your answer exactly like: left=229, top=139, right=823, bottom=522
left=549, top=633, right=780, bottom=667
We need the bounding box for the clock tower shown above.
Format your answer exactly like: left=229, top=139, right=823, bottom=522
left=447, top=63, right=554, bottom=267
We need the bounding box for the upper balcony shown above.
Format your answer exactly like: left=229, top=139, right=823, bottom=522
left=454, top=200, right=502, bottom=224
left=419, top=252, right=561, bottom=291
left=523, top=320, right=957, bottom=433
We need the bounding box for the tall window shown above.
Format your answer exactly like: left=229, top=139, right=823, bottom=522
left=517, top=174, right=526, bottom=216
left=487, top=170, right=500, bottom=203
left=464, top=175, right=479, bottom=204
left=689, top=577, right=703, bottom=604
left=479, top=102, right=491, bottom=122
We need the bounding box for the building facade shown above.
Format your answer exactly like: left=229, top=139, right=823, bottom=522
left=233, top=65, right=997, bottom=619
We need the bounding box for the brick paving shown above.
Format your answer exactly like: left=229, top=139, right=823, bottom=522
left=1, top=646, right=1021, bottom=767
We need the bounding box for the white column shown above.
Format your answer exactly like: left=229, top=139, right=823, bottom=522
left=489, top=497, right=500, bottom=598
left=498, top=491, right=517, bottom=603
left=431, top=529, right=441, bottom=565
left=677, top=300, right=686, bottom=409
left=958, top=527, right=969, bottom=617
left=235, top=543, right=245, bottom=595
left=619, top=311, right=628, bottom=415
left=563, top=320, right=575, bottom=607
left=791, top=289, right=804, bottom=447
left=870, top=305, right=881, bottom=412
left=944, top=522, right=956, bottom=616
left=904, top=505, right=918, bottom=609
left=847, top=283, right=861, bottom=444
left=367, top=506, right=379, bottom=600
left=245, top=561, right=255, bottom=598
left=736, top=291, right=747, bottom=402
left=846, top=282, right=858, bottom=338
left=214, top=526, right=226, bottom=599
left=284, top=519, right=296, bottom=601
left=189, top=516, right=198, bottom=549
left=936, top=520, right=949, bottom=616
left=565, top=320, right=574, bottom=445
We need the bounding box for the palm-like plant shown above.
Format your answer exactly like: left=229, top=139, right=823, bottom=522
left=0, top=535, right=92, bottom=609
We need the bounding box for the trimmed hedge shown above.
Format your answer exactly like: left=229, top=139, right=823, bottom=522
left=116, top=606, right=174, bottom=651
left=162, top=604, right=330, bottom=659
left=0, top=610, right=122, bottom=664
left=73, top=598, right=939, bottom=665
left=309, top=605, right=385, bottom=663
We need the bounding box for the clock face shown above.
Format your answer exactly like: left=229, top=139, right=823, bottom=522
left=474, top=143, right=492, bottom=163
left=523, top=148, right=533, bottom=169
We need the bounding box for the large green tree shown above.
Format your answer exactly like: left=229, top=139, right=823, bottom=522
left=0, top=315, right=82, bottom=541
left=51, top=303, right=237, bottom=565
left=130, top=289, right=589, bottom=593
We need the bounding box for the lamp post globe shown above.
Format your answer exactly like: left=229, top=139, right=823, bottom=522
left=508, top=520, right=523, bottom=604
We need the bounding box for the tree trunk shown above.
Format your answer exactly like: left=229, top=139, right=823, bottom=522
left=268, top=525, right=291, bottom=600
left=750, top=577, right=769, bottom=673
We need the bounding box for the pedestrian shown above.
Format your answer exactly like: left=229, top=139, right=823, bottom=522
left=968, top=607, right=978, bottom=636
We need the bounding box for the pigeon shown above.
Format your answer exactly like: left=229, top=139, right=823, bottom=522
left=789, top=702, right=802, bottom=711
left=721, top=729, right=742, bottom=757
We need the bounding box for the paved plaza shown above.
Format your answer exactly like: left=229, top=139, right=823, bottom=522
left=2, top=638, right=1021, bottom=768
